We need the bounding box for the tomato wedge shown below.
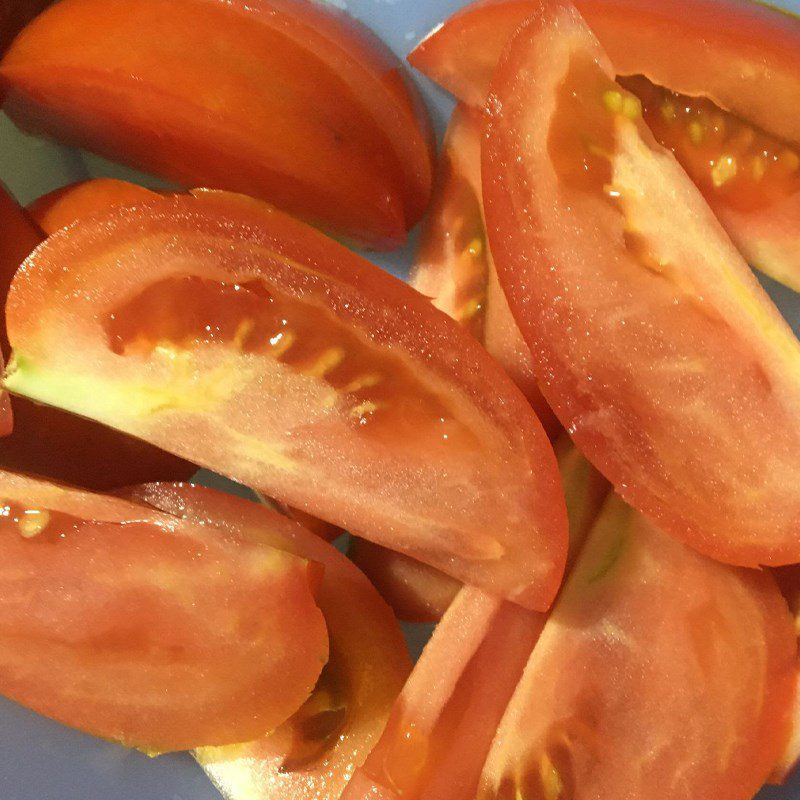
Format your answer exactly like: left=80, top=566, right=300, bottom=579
left=0, top=0, right=434, bottom=248
left=0, top=182, right=194, bottom=489
left=0, top=469, right=328, bottom=753
left=410, top=0, right=800, bottom=291
left=412, top=104, right=559, bottom=438
left=348, top=538, right=461, bottom=623
left=125, top=482, right=410, bottom=800
left=482, top=2, right=800, bottom=566
left=28, top=177, right=160, bottom=233
left=343, top=586, right=544, bottom=800
left=478, top=493, right=797, bottom=800
left=346, top=441, right=608, bottom=799
left=3, top=189, right=567, bottom=610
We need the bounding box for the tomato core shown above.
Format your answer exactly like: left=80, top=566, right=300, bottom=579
left=105, top=275, right=472, bottom=449
left=621, top=75, right=800, bottom=212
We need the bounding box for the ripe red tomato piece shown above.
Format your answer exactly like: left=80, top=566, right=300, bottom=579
left=275, top=502, right=345, bottom=543
left=482, top=1, right=800, bottom=567
left=345, top=441, right=608, bottom=799
left=28, top=177, right=160, bottom=233
left=0, top=354, right=11, bottom=437
left=3, top=189, right=567, bottom=611
left=478, top=493, right=797, bottom=800
left=126, top=482, right=410, bottom=800
left=0, top=182, right=194, bottom=489
left=343, top=587, right=545, bottom=800
left=0, top=469, right=328, bottom=753
left=0, top=0, right=434, bottom=248
left=348, top=537, right=461, bottom=623
left=0, top=0, right=50, bottom=52
left=410, top=0, right=800, bottom=291
left=412, top=104, right=560, bottom=438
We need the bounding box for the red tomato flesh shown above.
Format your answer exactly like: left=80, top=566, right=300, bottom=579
left=482, top=2, right=800, bottom=566
left=412, top=104, right=560, bottom=437
left=478, top=492, right=797, bottom=800
left=0, top=469, right=328, bottom=753
left=0, top=182, right=194, bottom=489
left=126, top=483, right=410, bottom=800
left=0, top=0, right=434, bottom=248
left=410, top=0, right=800, bottom=291
left=3, top=189, right=568, bottom=611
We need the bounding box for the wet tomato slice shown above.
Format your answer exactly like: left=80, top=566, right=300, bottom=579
left=412, top=104, right=560, bottom=437
left=3, top=189, right=567, bottom=611
left=0, top=469, right=328, bottom=753
left=0, top=0, right=434, bottom=248
left=483, top=2, right=800, bottom=567
left=478, top=493, right=797, bottom=800
left=0, top=182, right=194, bottom=489
left=126, top=482, right=410, bottom=800
left=409, top=0, right=800, bottom=291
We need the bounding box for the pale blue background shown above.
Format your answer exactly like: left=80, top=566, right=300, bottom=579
left=0, top=0, right=798, bottom=797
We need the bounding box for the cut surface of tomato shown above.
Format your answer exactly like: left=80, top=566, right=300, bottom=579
left=348, top=537, right=461, bottom=623
left=126, top=482, right=410, bottom=800
left=28, top=177, right=160, bottom=233
left=482, top=2, right=800, bottom=566
left=3, top=189, right=567, bottom=611
left=411, top=104, right=559, bottom=438
left=342, top=586, right=545, bottom=800
left=0, top=0, right=434, bottom=248
left=0, top=182, right=194, bottom=489
left=478, top=493, right=797, bottom=800
left=410, top=0, right=800, bottom=291
left=345, top=440, right=608, bottom=798
left=0, top=469, right=328, bottom=753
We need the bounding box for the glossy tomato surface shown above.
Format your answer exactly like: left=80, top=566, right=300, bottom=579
left=0, top=470, right=328, bottom=754
left=0, top=3, right=797, bottom=800
left=0, top=182, right=194, bottom=488
left=478, top=493, right=797, bottom=800
left=410, top=0, right=800, bottom=291
left=482, top=0, right=800, bottom=567
left=3, top=189, right=567, bottom=611
left=0, top=0, right=435, bottom=248
left=126, top=483, right=411, bottom=800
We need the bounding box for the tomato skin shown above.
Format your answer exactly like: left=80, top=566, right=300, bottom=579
left=0, top=0, right=50, bottom=52
left=0, top=0, right=434, bottom=248
left=127, top=482, right=410, bottom=800
left=478, top=493, right=797, bottom=800
left=0, top=182, right=194, bottom=489
left=411, top=104, right=560, bottom=439
left=409, top=0, right=800, bottom=292
left=343, top=587, right=545, bottom=800
left=348, top=537, right=461, bottom=623
left=482, top=3, right=800, bottom=566
left=0, top=469, right=328, bottom=753
left=28, top=178, right=160, bottom=233
left=4, top=189, right=567, bottom=611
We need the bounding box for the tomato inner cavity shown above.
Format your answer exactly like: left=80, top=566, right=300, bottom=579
left=105, top=276, right=470, bottom=448
left=621, top=75, right=800, bottom=212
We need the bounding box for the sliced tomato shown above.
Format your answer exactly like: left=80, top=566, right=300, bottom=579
left=772, top=565, right=800, bottom=783
left=478, top=493, right=797, bottom=800
left=276, top=502, right=345, bottom=543
left=28, top=177, right=160, bottom=233
left=125, top=482, right=410, bottom=800
left=344, top=440, right=608, bottom=798
left=412, top=104, right=560, bottom=437
left=3, top=189, right=567, bottom=610
left=342, top=587, right=545, bottom=800
left=410, top=0, right=800, bottom=291
left=348, top=538, right=461, bottom=623
left=0, top=469, right=328, bottom=753
left=0, top=182, right=194, bottom=489
left=0, top=0, right=50, bottom=52
left=0, top=0, right=434, bottom=249
left=482, top=2, right=800, bottom=566
left=0, top=353, right=11, bottom=437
